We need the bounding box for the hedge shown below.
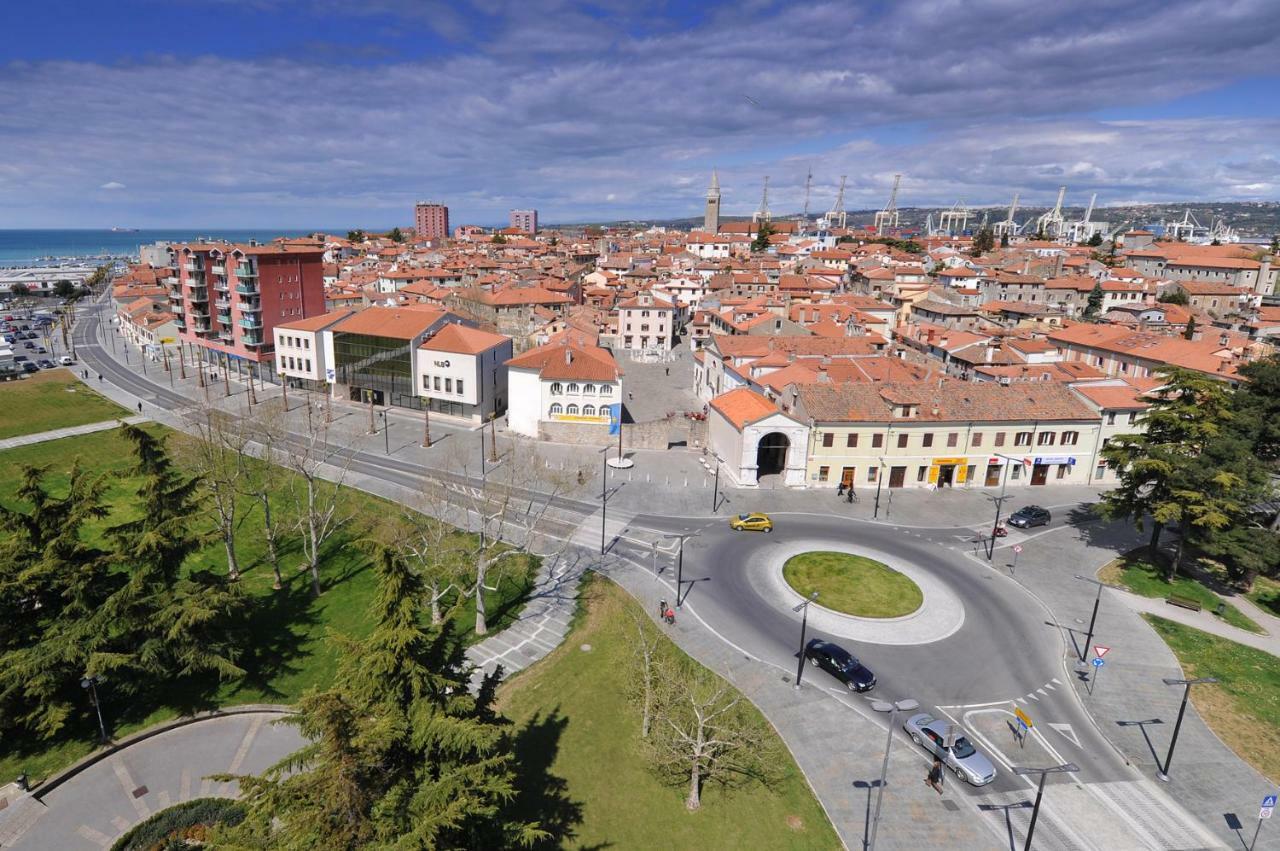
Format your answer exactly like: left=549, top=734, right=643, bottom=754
left=110, top=797, right=245, bottom=850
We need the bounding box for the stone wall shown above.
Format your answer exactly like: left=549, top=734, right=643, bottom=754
left=538, top=418, right=674, bottom=450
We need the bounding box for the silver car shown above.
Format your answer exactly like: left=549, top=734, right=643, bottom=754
left=902, top=713, right=997, bottom=786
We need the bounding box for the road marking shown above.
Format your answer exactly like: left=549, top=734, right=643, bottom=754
left=226, top=714, right=264, bottom=776
left=111, top=816, right=131, bottom=832
left=180, top=768, right=191, bottom=801
left=1048, top=722, right=1082, bottom=748
left=111, top=758, right=149, bottom=820
left=76, top=825, right=112, bottom=847
left=1036, top=687, right=1047, bottom=696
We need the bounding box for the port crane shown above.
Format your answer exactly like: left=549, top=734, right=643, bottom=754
left=874, top=174, right=901, bottom=236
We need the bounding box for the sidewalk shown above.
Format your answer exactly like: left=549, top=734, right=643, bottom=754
left=0, top=416, right=144, bottom=451
left=983, top=520, right=1280, bottom=849
left=1111, top=590, right=1280, bottom=656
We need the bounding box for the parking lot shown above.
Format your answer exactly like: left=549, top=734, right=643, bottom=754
left=1, top=305, right=75, bottom=376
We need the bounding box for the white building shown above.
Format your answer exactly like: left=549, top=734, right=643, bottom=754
left=616, top=290, right=677, bottom=352
left=707, top=388, right=810, bottom=488
left=415, top=323, right=513, bottom=424
left=273, top=309, right=355, bottom=390
left=505, top=339, right=622, bottom=438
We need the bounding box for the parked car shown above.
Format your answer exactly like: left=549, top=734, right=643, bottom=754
left=729, top=512, right=773, bottom=533
left=36, top=359, right=54, bottom=369
left=35, top=347, right=46, bottom=354
left=903, top=713, right=997, bottom=786
left=804, top=639, right=876, bottom=692
left=21, top=362, right=38, bottom=374
left=13, top=355, right=27, bottom=362
left=23, top=341, right=34, bottom=349
left=1007, top=506, right=1051, bottom=529
left=59, top=355, right=74, bottom=366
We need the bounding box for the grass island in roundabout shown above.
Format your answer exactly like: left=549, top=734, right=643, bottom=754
left=782, top=551, right=923, bottom=618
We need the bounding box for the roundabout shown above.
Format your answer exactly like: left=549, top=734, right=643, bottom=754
left=754, top=537, right=966, bottom=646
left=781, top=550, right=922, bottom=618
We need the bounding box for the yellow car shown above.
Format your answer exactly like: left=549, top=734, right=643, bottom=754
left=729, top=512, right=773, bottom=533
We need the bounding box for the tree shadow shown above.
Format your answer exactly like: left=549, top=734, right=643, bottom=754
left=223, top=572, right=323, bottom=700
left=507, top=708, right=594, bottom=850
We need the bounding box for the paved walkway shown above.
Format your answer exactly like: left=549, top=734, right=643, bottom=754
left=1112, top=589, right=1280, bottom=656
left=0, top=711, right=303, bottom=850
left=0, top=417, right=144, bottom=451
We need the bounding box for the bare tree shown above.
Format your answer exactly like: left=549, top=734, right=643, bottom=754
left=426, top=443, right=583, bottom=635
left=177, top=401, right=249, bottom=580
left=626, top=608, right=664, bottom=739
left=383, top=493, right=471, bottom=626
left=241, top=400, right=290, bottom=589
left=284, top=401, right=357, bottom=597
left=646, top=658, right=780, bottom=811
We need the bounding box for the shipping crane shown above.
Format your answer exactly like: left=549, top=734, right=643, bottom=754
left=1165, top=208, right=1201, bottom=241
left=752, top=176, right=771, bottom=224
left=992, top=192, right=1020, bottom=239
left=1035, top=186, right=1067, bottom=238
left=874, top=173, right=901, bottom=236
left=937, top=200, right=972, bottom=236
left=818, top=175, right=847, bottom=231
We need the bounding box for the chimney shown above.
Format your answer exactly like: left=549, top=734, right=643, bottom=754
left=1219, top=332, right=1230, bottom=347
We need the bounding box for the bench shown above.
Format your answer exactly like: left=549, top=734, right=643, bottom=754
left=1166, top=594, right=1203, bottom=612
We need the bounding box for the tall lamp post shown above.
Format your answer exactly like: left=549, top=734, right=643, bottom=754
left=710, top=452, right=723, bottom=512
left=872, top=456, right=885, bottom=519
left=1157, top=677, right=1218, bottom=782
left=1073, top=575, right=1121, bottom=665
left=792, top=592, right=819, bottom=689
left=662, top=532, right=698, bottom=608
left=986, top=452, right=1019, bottom=559
left=867, top=698, right=921, bottom=851
left=379, top=410, right=389, bottom=454
left=1012, top=763, right=1080, bottom=850
left=80, top=676, right=108, bottom=743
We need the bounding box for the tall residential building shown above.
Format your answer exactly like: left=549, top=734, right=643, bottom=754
left=509, top=209, right=538, bottom=234
left=703, top=170, right=721, bottom=232
left=414, top=202, right=450, bottom=241
left=166, top=240, right=325, bottom=372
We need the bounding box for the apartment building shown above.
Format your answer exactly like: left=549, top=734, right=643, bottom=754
left=509, top=209, right=538, bottom=235
left=616, top=290, right=676, bottom=352
left=168, top=241, right=325, bottom=375
left=414, top=202, right=450, bottom=242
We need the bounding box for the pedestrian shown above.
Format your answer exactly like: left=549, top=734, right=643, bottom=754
left=97, top=373, right=102, bottom=382
left=665, top=366, right=669, bottom=376
left=136, top=401, right=143, bottom=414
left=925, top=757, right=944, bottom=794
left=659, top=598, right=668, bottom=620
left=846, top=486, right=854, bottom=504
left=837, top=481, right=845, bottom=497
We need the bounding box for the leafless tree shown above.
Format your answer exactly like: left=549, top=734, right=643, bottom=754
left=426, top=443, right=583, bottom=635
left=177, top=401, right=249, bottom=580
left=383, top=492, right=471, bottom=626
left=645, top=658, right=780, bottom=811
left=284, top=400, right=357, bottom=597
left=240, top=400, right=290, bottom=589
left=625, top=608, right=664, bottom=739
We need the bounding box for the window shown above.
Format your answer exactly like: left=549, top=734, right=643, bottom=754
left=457, top=379, right=464, bottom=395
left=822, top=433, right=834, bottom=448
left=583, top=405, right=595, bottom=417
left=583, top=384, right=595, bottom=395
left=872, top=433, right=884, bottom=448
left=304, top=359, right=311, bottom=372
left=550, top=382, right=563, bottom=395
left=601, top=385, right=613, bottom=396
left=1106, top=411, right=1116, bottom=425
left=304, top=338, right=310, bottom=349
left=947, top=432, right=958, bottom=448
left=972, top=433, right=983, bottom=447
left=818, top=466, right=830, bottom=482
left=1011, top=464, right=1022, bottom=480
left=846, top=433, right=858, bottom=448
left=566, top=404, right=579, bottom=415
left=1014, top=432, right=1032, bottom=446
left=1061, top=431, right=1078, bottom=446
left=922, top=433, right=934, bottom=448
left=549, top=403, right=563, bottom=415
left=867, top=466, right=878, bottom=482
left=1057, top=464, right=1069, bottom=479
left=1037, top=432, right=1055, bottom=446
left=897, top=433, right=908, bottom=448
left=423, top=375, right=431, bottom=390
left=567, top=383, right=580, bottom=394
left=445, top=378, right=453, bottom=393
left=917, top=466, right=928, bottom=482
left=995, top=432, right=1006, bottom=447
left=1095, top=463, right=1107, bottom=479
left=434, top=376, right=441, bottom=390
left=1127, top=412, right=1137, bottom=424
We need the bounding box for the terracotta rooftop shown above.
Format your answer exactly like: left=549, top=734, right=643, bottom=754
left=420, top=323, right=510, bottom=355
left=797, top=380, right=1098, bottom=424
left=333, top=306, right=447, bottom=339
left=709, top=388, right=780, bottom=429
left=277, top=308, right=357, bottom=333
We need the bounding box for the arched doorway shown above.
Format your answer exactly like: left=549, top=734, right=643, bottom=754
left=756, top=432, right=790, bottom=480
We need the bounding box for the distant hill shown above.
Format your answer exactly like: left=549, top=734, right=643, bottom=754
left=546, top=201, right=1280, bottom=239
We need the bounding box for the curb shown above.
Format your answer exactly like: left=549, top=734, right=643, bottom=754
left=31, top=704, right=294, bottom=800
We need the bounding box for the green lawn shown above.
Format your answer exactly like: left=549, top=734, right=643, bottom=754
left=0, top=425, right=536, bottom=784
left=496, top=577, right=840, bottom=850
left=1099, top=550, right=1263, bottom=634
left=0, top=369, right=129, bottom=439
left=782, top=551, right=922, bottom=618
left=1246, top=575, right=1280, bottom=619
left=1145, top=616, right=1280, bottom=782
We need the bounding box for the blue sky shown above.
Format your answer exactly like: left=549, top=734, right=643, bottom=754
left=1, top=0, right=1278, bottom=228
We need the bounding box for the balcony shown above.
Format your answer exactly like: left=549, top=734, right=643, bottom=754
left=174, top=320, right=187, bottom=332
left=192, top=318, right=211, bottom=332
left=218, top=329, right=234, bottom=343
left=170, top=303, right=184, bottom=315
left=235, top=265, right=257, bottom=278
left=214, top=298, right=232, bottom=310
left=239, top=316, right=263, bottom=330
left=214, top=279, right=230, bottom=293
left=236, top=282, right=259, bottom=296
left=217, top=311, right=232, bottom=324
left=211, top=265, right=226, bottom=275
left=188, top=288, right=209, bottom=303
left=183, top=261, right=202, bottom=272
left=239, top=301, right=261, bottom=313
left=164, top=276, right=178, bottom=286
left=242, top=332, right=265, bottom=346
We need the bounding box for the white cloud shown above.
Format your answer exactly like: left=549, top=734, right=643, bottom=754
left=99, top=181, right=125, bottom=191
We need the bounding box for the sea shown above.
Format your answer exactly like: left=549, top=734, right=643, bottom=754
left=0, top=229, right=325, bottom=267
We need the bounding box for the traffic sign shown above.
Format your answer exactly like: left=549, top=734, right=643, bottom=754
left=1013, top=544, right=1023, bottom=554
left=1015, top=707, right=1034, bottom=729
left=1094, top=646, right=1111, bottom=658
left=1091, top=657, right=1105, bottom=668
left=1262, top=794, right=1278, bottom=820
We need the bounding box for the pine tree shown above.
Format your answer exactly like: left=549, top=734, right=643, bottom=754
left=751, top=221, right=774, bottom=253
left=1183, top=314, right=1197, bottom=340
left=1083, top=280, right=1104, bottom=320
left=970, top=227, right=994, bottom=256
left=1098, top=368, right=1234, bottom=579
left=216, top=545, right=545, bottom=849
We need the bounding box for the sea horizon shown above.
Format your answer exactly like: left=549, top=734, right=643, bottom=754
left=0, top=228, right=344, bottom=267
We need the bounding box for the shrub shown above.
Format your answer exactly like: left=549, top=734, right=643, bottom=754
left=110, top=797, right=245, bottom=851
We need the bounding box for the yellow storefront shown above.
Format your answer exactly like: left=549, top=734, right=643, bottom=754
left=928, top=456, right=969, bottom=486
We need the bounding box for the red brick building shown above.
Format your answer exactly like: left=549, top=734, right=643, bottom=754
left=414, top=202, right=450, bottom=242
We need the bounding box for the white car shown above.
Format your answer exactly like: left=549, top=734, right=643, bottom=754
left=59, top=355, right=74, bottom=366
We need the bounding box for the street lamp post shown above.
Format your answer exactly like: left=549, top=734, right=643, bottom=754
left=600, top=454, right=608, bottom=555
left=1073, top=575, right=1120, bottom=664
left=710, top=452, right=723, bottom=512
left=867, top=698, right=921, bottom=851
left=380, top=410, right=389, bottom=454
left=1012, top=763, right=1080, bottom=850
left=489, top=412, right=499, bottom=462
left=792, top=592, right=819, bottom=689
left=80, top=676, right=108, bottom=743
left=422, top=402, right=431, bottom=448
left=1158, top=677, right=1218, bottom=781
left=662, top=532, right=698, bottom=608
left=986, top=453, right=1018, bottom=560
left=873, top=457, right=885, bottom=519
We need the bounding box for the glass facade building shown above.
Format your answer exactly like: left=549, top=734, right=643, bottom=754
left=332, top=332, right=423, bottom=409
